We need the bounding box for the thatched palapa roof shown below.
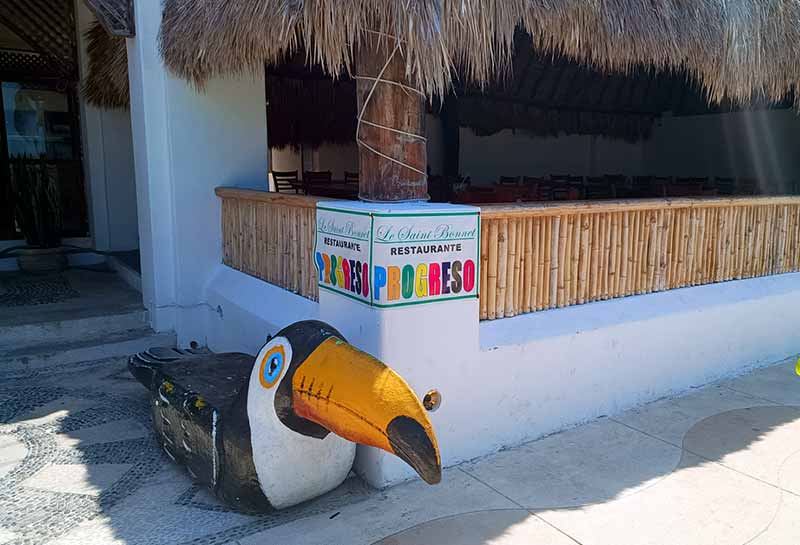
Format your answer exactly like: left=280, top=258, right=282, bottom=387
left=160, top=1, right=800, bottom=107
left=267, top=58, right=357, bottom=149
left=83, top=20, right=129, bottom=108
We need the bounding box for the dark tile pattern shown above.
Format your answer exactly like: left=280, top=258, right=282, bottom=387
left=0, top=275, right=80, bottom=308
left=0, top=357, right=374, bottom=545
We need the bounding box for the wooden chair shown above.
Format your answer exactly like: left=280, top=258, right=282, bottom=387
left=498, top=176, right=521, bottom=186
left=670, top=177, right=707, bottom=197
left=344, top=171, right=359, bottom=185
left=603, top=174, right=624, bottom=198
left=304, top=170, right=333, bottom=184
left=652, top=176, right=671, bottom=197
left=428, top=175, right=446, bottom=202
left=272, top=170, right=300, bottom=194
left=522, top=176, right=546, bottom=201
left=550, top=174, right=584, bottom=200
left=302, top=171, right=333, bottom=194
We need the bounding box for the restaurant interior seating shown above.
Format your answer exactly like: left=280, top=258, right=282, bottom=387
left=498, top=176, right=521, bottom=186
left=303, top=170, right=333, bottom=184
left=272, top=170, right=300, bottom=193
left=273, top=168, right=787, bottom=204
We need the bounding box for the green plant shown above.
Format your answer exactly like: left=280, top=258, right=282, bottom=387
left=9, top=155, right=62, bottom=248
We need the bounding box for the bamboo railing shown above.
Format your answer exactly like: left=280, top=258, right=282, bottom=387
left=216, top=188, right=322, bottom=300
left=478, top=196, right=800, bottom=320
left=217, top=190, right=800, bottom=318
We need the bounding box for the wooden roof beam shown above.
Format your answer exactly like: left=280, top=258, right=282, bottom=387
left=83, top=0, right=135, bottom=37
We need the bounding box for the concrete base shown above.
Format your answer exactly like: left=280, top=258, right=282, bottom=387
left=468, top=272, right=800, bottom=472
left=204, top=263, right=800, bottom=489
left=206, top=265, right=319, bottom=356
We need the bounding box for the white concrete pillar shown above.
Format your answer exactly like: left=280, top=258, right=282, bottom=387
left=126, top=2, right=268, bottom=343
left=316, top=201, right=480, bottom=487
left=74, top=2, right=139, bottom=253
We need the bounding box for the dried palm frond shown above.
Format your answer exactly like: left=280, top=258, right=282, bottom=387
left=83, top=20, right=129, bottom=109
left=159, top=0, right=800, bottom=108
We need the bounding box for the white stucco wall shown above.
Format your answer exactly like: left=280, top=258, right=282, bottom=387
left=271, top=146, right=303, bottom=174
left=314, top=143, right=359, bottom=178
left=206, top=262, right=800, bottom=488
left=472, top=272, right=800, bottom=462
left=643, top=110, right=800, bottom=193
left=270, top=143, right=358, bottom=180
left=458, top=129, right=645, bottom=184
left=456, top=109, right=800, bottom=190
left=75, top=2, right=139, bottom=252
left=127, top=1, right=269, bottom=341
left=206, top=265, right=320, bottom=355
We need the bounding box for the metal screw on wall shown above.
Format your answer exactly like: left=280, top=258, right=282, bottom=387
left=423, top=389, right=442, bottom=412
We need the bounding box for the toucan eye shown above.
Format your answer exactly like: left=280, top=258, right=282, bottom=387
left=259, top=345, right=285, bottom=389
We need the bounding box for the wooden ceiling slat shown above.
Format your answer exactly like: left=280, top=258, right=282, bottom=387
left=0, top=0, right=76, bottom=79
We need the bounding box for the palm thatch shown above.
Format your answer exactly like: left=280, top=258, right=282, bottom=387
left=159, top=1, right=800, bottom=108
left=83, top=20, right=129, bottom=109
left=267, top=73, right=356, bottom=150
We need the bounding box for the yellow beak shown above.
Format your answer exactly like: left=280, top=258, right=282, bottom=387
left=291, top=337, right=441, bottom=484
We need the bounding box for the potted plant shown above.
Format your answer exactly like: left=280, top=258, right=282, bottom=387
left=7, top=156, right=66, bottom=274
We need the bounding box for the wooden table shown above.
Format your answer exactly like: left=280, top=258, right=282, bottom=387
left=292, top=181, right=359, bottom=199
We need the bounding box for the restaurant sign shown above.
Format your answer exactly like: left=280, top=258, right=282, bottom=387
left=314, top=204, right=480, bottom=308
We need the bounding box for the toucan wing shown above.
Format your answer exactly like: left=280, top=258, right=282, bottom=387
left=129, top=349, right=254, bottom=488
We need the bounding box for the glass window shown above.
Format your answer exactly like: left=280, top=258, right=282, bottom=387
left=3, top=82, right=75, bottom=161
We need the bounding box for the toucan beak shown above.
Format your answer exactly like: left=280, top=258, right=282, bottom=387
left=291, top=337, right=441, bottom=484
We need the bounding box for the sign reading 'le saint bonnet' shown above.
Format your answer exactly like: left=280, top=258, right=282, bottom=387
left=314, top=203, right=480, bottom=308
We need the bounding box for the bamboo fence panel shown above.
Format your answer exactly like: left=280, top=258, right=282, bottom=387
left=216, top=188, right=322, bottom=301
left=478, top=196, right=800, bottom=320
left=217, top=191, right=800, bottom=317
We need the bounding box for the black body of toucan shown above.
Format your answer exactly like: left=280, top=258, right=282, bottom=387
left=129, top=320, right=441, bottom=512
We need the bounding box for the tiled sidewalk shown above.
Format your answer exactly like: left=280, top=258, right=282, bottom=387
left=0, top=354, right=798, bottom=545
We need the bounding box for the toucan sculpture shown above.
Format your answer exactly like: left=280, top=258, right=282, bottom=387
left=129, top=320, right=441, bottom=511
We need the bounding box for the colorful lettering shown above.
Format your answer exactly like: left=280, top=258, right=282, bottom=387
left=415, top=264, right=428, bottom=298
left=463, top=259, right=476, bottom=293
left=362, top=262, right=370, bottom=298
left=316, top=255, right=477, bottom=302
left=387, top=266, right=401, bottom=301
left=450, top=260, right=462, bottom=293
left=342, top=259, right=351, bottom=291
left=374, top=266, right=387, bottom=301
left=334, top=257, right=344, bottom=287
left=323, top=254, right=332, bottom=285
left=315, top=252, right=325, bottom=282
left=441, top=262, right=451, bottom=294
left=401, top=265, right=415, bottom=299
left=429, top=263, right=441, bottom=296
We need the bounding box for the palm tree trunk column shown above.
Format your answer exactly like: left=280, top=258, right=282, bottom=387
left=355, top=34, right=428, bottom=202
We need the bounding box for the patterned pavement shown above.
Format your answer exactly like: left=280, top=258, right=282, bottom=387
left=1, top=353, right=799, bottom=545
left=0, top=357, right=373, bottom=545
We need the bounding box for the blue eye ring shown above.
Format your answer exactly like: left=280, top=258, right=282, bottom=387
left=259, top=346, right=285, bottom=389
